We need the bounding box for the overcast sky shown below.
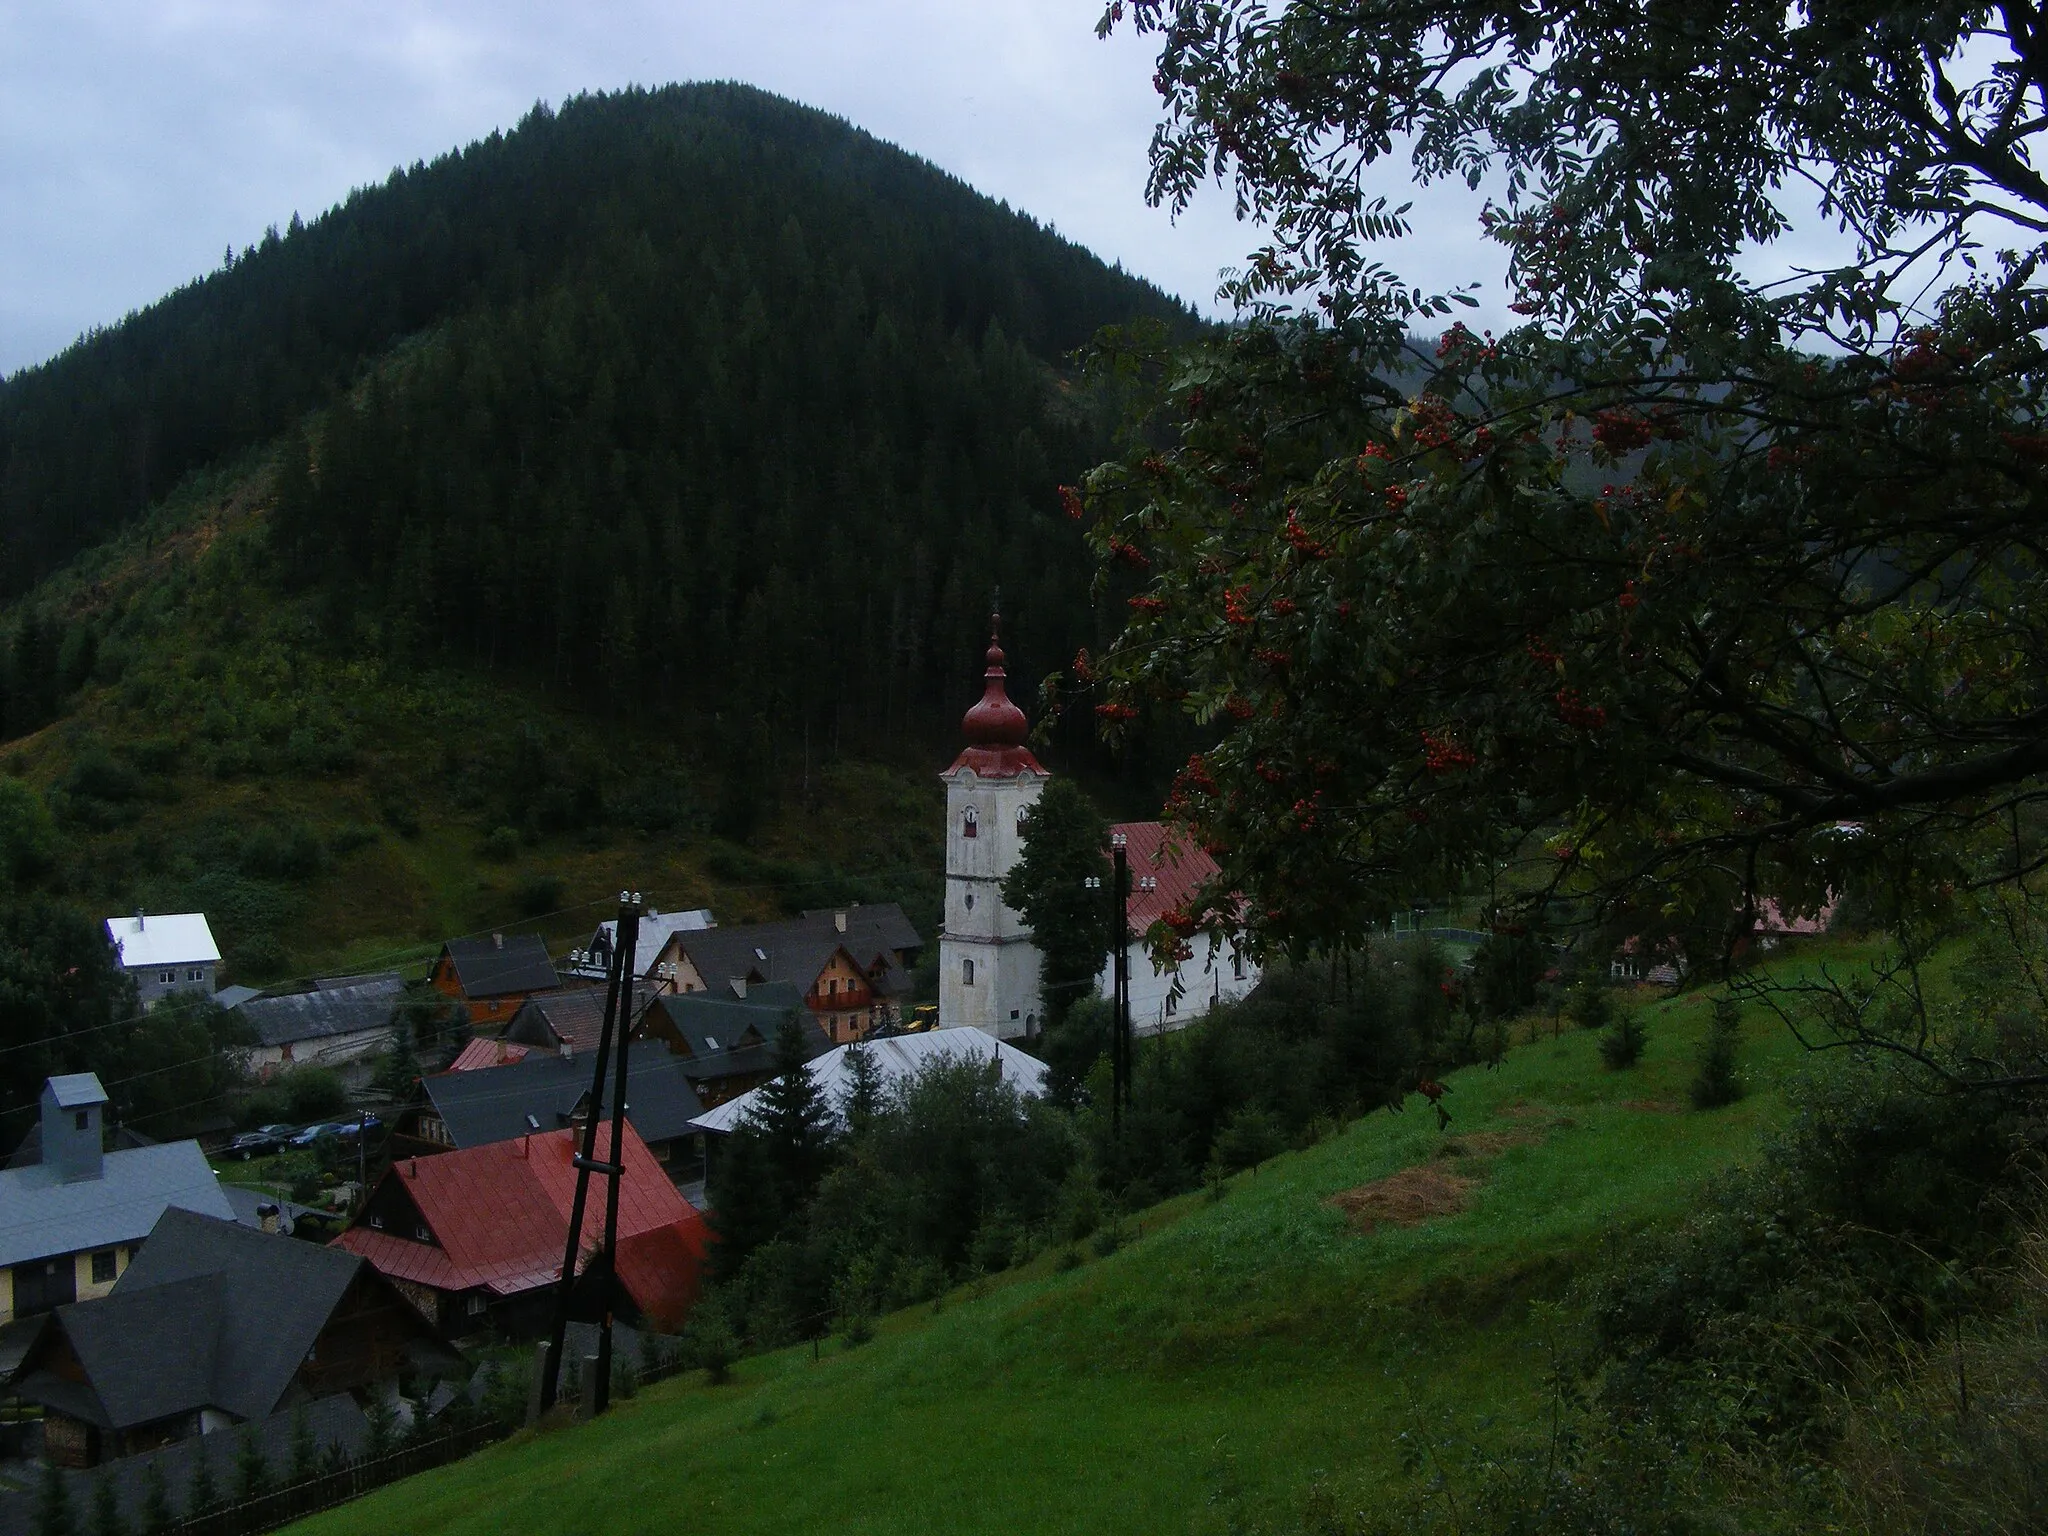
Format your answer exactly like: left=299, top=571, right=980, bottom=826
left=0, top=0, right=1521, bottom=379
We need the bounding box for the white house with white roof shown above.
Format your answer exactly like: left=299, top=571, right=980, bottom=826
left=104, top=911, right=221, bottom=1009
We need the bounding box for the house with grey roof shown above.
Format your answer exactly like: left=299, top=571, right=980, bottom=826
left=0, top=1076, right=235, bottom=1325
left=398, top=1050, right=705, bottom=1170
left=430, top=932, right=560, bottom=1028
left=659, top=904, right=924, bottom=1045
left=103, top=911, right=221, bottom=1010
left=6, top=1207, right=455, bottom=1468
left=638, top=981, right=831, bottom=1108
left=232, top=974, right=405, bottom=1076
left=562, top=906, right=717, bottom=985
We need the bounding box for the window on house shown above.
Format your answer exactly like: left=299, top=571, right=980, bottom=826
left=415, top=1225, right=431, bottom=1243
left=74, top=1111, right=88, bottom=1132
left=828, top=978, right=839, bottom=996
left=159, top=970, right=174, bottom=985
left=187, top=968, right=203, bottom=982
left=1232, top=950, right=1245, bottom=981
left=369, top=1214, right=385, bottom=1230
left=1017, top=807, right=1029, bottom=833
left=962, top=958, right=975, bottom=986
left=962, top=807, right=979, bottom=838
left=90, top=1250, right=116, bottom=1284
left=467, top=1294, right=487, bottom=1317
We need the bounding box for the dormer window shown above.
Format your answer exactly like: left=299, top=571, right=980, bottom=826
left=962, top=807, right=979, bottom=838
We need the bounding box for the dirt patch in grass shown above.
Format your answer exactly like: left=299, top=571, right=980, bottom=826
left=1328, top=1166, right=1478, bottom=1234
left=1434, top=1130, right=1541, bottom=1159
left=1622, top=1098, right=1686, bottom=1114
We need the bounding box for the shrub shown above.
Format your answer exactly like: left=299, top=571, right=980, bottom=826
left=237, top=1088, right=288, bottom=1128
left=681, top=1296, right=739, bottom=1385
left=279, top=1067, right=345, bottom=1121
left=515, top=873, right=564, bottom=917
left=1690, top=996, right=1746, bottom=1109
left=480, top=825, right=520, bottom=862
left=1570, top=976, right=1614, bottom=1033
left=1599, top=1012, right=1646, bottom=1069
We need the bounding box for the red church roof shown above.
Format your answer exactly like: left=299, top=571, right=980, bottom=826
left=1110, top=822, right=1223, bottom=937
left=333, top=1123, right=709, bottom=1330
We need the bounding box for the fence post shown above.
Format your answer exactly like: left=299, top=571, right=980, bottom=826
left=577, top=1354, right=600, bottom=1421
left=526, top=1341, right=552, bottom=1425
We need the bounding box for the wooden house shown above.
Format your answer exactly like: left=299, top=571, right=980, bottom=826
left=430, top=933, right=560, bottom=1029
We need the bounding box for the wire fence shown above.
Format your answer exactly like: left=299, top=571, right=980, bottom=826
left=151, top=1421, right=508, bottom=1536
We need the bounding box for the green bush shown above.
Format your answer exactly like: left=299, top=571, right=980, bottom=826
left=279, top=1067, right=345, bottom=1121
left=480, top=825, right=520, bottom=862
left=237, top=1088, right=289, bottom=1128
left=1569, top=976, right=1614, bottom=1033
left=515, top=873, right=564, bottom=917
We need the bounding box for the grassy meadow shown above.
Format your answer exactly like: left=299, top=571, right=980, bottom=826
left=289, top=971, right=1831, bottom=1536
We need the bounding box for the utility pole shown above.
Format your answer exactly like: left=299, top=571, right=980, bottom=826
left=539, top=892, right=642, bottom=1417
left=1111, top=832, right=1130, bottom=1130
left=356, top=1109, right=367, bottom=1211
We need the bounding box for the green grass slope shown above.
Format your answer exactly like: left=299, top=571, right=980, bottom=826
left=291, top=980, right=1827, bottom=1535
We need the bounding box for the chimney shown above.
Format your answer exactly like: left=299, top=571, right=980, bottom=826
left=559, top=1041, right=572, bottom=1061
left=493, top=932, right=504, bottom=950
left=41, top=1074, right=108, bottom=1183
left=134, top=908, right=145, bottom=932
left=834, top=910, right=848, bottom=933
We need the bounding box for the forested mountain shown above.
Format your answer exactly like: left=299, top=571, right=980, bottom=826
left=1, top=83, right=1188, bottom=754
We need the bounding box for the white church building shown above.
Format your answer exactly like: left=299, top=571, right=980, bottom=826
left=938, top=618, right=1260, bottom=1040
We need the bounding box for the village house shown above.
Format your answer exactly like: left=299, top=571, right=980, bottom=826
left=638, top=981, right=832, bottom=1108
left=690, top=1027, right=1049, bottom=1137
left=501, top=983, right=655, bottom=1058
left=103, top=911, right=220, bottom=1011
left=654, top=905, right=922, bottom=1043
left=561, top=906, right=717, bottom=990
left=333, top=1123, right=710, bottom=1338
left=1099, top=821, right=1261, bottom=1034
left=232, top=973, right=405, bottom=1076
left=6, top=1207, right=454, bottom=1468
left=0, top=1076, right=235, bottom=1324
left=429, top=932, right=560, bottom=1029
left=395, top=1049, right=705, bottom=1170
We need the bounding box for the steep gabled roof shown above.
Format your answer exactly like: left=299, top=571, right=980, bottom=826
left=504, top=983, right=654, bottom=1055
left=667, top=905, right=923, bottom=1001
left=446, top=1036, right=530, bottom=1072
left=334, top=1124, right=708, bottom=1325
left=11, top=1208, right=397, bottom=1432
left=438, top=934, right=558, bottom=998
left=1109, top=821, right=1225, bottom=937
left=641, top=983, right=829, bottom=1080
left=420, top=1051, right=704, bottom=1149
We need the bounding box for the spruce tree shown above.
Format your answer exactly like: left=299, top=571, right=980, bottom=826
left=138, top=1462, right=173, bottom=1536
left=1001, top=779, right=1112, bottom=1029
left=287, top=1402, right=317, bottom=1485
left=1690, top=995, right=1746, bottom=1109
left=750, top=1010, right=834, bottom=1215
left=88, top=1473, right=123, bottom=1536
left=839, top=1036, right=885, bottom=1139
left=35, top=1462, right=73, bottom=1536
left=234, top=1424, right=271, bottom=1502
left=184, top=1453, right=218, bottom=1520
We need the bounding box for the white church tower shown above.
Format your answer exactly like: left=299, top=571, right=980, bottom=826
left=939, top=615, right=1048, bottom=1040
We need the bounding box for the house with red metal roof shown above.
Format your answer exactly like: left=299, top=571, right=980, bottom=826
left=332, top=1123, right=709, bottom=1339
left=1097, top=821, right=1260, bottom=1034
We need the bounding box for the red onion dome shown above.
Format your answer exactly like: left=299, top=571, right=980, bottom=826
left=961, top=615, right=1028, bottom=748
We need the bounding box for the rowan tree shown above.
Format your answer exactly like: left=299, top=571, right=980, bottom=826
left=1078, top=2, right=2048, bottom=977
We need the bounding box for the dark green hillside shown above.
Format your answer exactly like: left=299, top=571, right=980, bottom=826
left=1, top=85, right=1187, bottom=745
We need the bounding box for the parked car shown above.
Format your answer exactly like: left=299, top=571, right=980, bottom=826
left=331, top=1114, right=384, bottom=1142
left=225, top=1128, right=288, bottom=1160
left=288, top=1123, right=343, bottom=1148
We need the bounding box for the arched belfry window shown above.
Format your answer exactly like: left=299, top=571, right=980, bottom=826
left=962, top=957, right=976, bottom=985
left=962, top=806, right=979, bottom=839
left=1016, top=806, right=1030, bottom=835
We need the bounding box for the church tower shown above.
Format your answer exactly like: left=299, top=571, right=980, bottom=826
left=939, top=615, right=1047, bottom=1039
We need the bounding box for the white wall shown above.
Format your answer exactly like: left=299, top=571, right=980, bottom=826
left=938, top=764, right=1046, bottom=1039
left=1098, top=931, right=1260, bottom=1035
